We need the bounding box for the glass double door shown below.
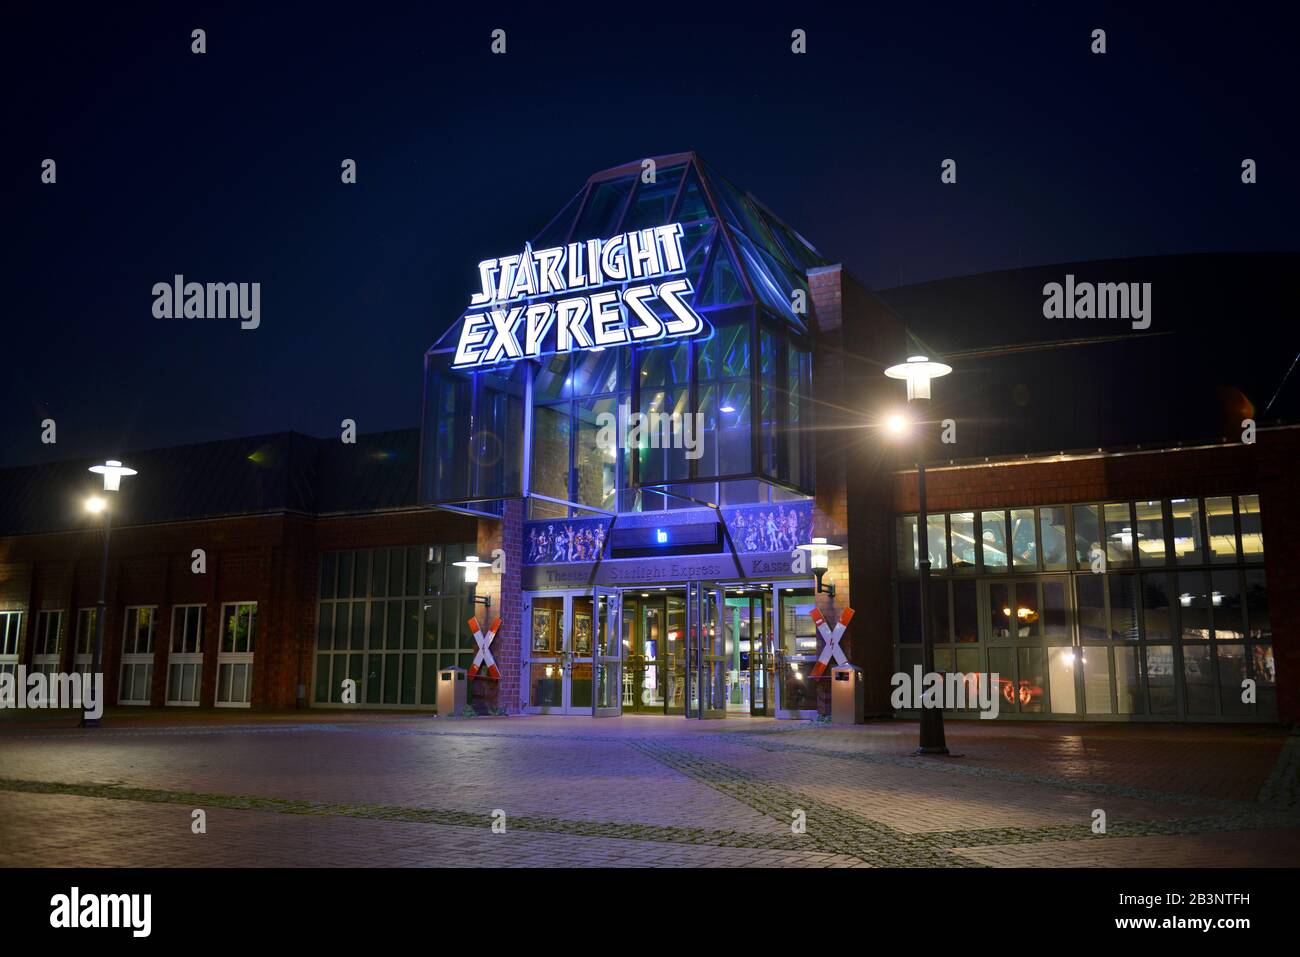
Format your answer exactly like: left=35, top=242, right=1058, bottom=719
left=526, top=590, right=621, bottom=716
left=621, top=591, right=687, bottom=713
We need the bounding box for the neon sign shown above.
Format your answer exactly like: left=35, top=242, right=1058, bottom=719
left=451, top=223, right=707, bottom=369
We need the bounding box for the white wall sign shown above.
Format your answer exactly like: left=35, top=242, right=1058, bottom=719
left=451, top=223, right=707, bottom=369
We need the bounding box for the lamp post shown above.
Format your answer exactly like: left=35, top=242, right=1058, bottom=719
left=451, top=555, right=493, bottom=612
left=884, top=356, right=952, bottom=755
left=82, top=459, right=137, bottom=728
left=796, top=536, right=841, bottom=598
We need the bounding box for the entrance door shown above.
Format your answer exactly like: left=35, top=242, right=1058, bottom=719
left=773, top=586, right=820, bottom=718
left=620, top=590, right=686, bottom=713
left=592, top=588, right=621, bottom=717
left=687, top=582, right=726, bottom=718
left=720, top=589, right=771, bottom=715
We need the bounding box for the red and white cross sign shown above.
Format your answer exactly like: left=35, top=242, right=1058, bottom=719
left=467, top=616, right=501, bottom=679
left=809, top=606, right=854, bottom=678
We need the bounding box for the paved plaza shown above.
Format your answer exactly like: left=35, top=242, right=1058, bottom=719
left=1, top=711, right=1297, bottom=868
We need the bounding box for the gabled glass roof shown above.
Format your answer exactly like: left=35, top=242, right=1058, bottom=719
left=430, top=152, right=828, bottom=354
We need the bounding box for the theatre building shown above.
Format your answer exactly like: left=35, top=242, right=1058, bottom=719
left=0, top=153, right=1294, bottom=723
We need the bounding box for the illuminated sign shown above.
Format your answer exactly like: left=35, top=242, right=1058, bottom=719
left=451, top=223, right=707, bottom=369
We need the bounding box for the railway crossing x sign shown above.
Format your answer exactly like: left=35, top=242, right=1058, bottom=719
left=809, top=606, right=854, bottom=678
left=467, top=616, right=501, bottom=679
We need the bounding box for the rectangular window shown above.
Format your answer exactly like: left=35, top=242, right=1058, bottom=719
left=1010, top=509, right=1038, bottom=570
left=1238, top=494, right=1264, bottom=559
left=1170, top=499, right=1203, bottom=563
left=1211, top=570, right=1244, bottom=640
left=1082, top=650, right=1112, bottom=714
left=1142, top=573, right=1174, bottom=641
left=949, top=512, right=977, bottom=572
left=1183, top=644, right=1215, bottom=715
left=1145, top=645, right=1176, bottom=714
left=0, top=612, right=21, bottom=675
left=925, top=515, right=947, bottom=570
left=75, top=608, right=97, bottom=657
left=1013, top=582, right=1039, bottom=638
left=989, top=583, right=1012, bottom=639
left=1205, top=496, right=1238, bottom=563
left=122, top=607, right=157, bottom=655
left=1039, top=506, right=1068, bottom=570
left=1108, top=575, right=1139, bottom=640
left=1018, top=647, right=1046, bottom=713
left=119, top=607, right=158, bottom=705
left=952, top=580, right=978, bottom=643
left=1244, top=570, right=1269, bottom=638
left=1133, top=500, right=1167, bottom=564
left=981, top=510, right=1008, bottom=572
left=1114, top=646, right=1143, bottom=714
left=1072, top=505, right=1101, bottom=569
left=170, top=606, right=204, bottom=654
left=1076, top=575, right=1106, bottom=641
left=1178, top=572, right=1211, bottom=640
left=1042, top=581, right=1069, bottom=638
left=1103, top=503, right=1134, bottom=566
left=897, top=516, right=918, bottom=573
left=33, top=610, right=63, bottom=658
left=1045, top=647, right=1074, bottom=713
left=216, top=602, right=257, bottom=707
left=220, top=603, right=257, bottom=653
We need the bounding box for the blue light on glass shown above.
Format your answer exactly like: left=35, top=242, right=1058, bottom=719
left=656, top=529, right=669, bottom=544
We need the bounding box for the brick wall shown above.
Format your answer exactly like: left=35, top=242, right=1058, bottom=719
left=0, top=506, right=478, bottom=710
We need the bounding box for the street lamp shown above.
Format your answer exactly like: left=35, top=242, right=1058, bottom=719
left=884, top=355, right=952, bottom=756
left=451, top=555, right=493, bottom=611
left=796, top=536, right=841, bottom=598
left=82, top=459, right=137, bottom=728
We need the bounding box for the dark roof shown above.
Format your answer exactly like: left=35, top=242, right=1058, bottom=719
left=0, top=428, right=421, bottom=537
left=873, top=252, right=1298, bottom=459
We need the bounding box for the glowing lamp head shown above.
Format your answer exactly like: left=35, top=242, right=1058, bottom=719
left=88, top=459, right=137, bottom=492
left=451, top=555, right=492, bottom=584
left=85, top=496, right=107, bottom=514
left=884, top=355, right=952, bottom=402
left=885, top=413, right=910, bottom=436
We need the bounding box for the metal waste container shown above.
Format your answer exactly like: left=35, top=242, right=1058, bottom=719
left=831, top=665, right=864, bottom=724
left=438, top=666, right=467, bottom=716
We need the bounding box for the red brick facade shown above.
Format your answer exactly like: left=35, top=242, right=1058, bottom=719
left=0, top=508, right=477, bottom=710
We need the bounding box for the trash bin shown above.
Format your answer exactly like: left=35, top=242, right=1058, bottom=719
left=438, top=666, right=467, bottom=716
left=831, top=665, right=864, bottom=724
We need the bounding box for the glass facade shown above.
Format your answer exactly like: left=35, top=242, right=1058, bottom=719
left=313, top=543, right=477, bottom=708
left=895, top=495, right=1273, bottom=720
left=420, top=156, right=819, bottom=518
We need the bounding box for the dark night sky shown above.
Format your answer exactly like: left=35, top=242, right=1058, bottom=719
left=3, top=1, right=1297, bottom=468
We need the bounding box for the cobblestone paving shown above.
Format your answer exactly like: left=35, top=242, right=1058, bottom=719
left=0, top=715, right=1296, bottom=867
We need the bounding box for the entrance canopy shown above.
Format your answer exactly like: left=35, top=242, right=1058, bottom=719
left=420, top=152, right=825, bottom=518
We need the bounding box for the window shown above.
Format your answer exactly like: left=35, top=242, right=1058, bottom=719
left=1072, top=505, right=1101, bottom=569
left=981, top=510, right=1007, bottom=572
left=1133, top=501, right=1167, bottom=564
left=1010, top=508, right=1037, bottom=569
left=167, top=606, right=204, bottom=706
left=170, top=606, right=204, bottom=654
left=119, top=607, right=157, bottom=705
left=33, top=611, right=63, bottom=658
left=216, top=602, right=257, bottom=706
left=1039, top=507, right=1068, bottom=570
left=1238, top=494, right=1263, bottom=558
left=0, top=611, right=20, bottom=678
left=893, top=494, right=1273, bottom=722
left=1170, top=499, right=1203, bottom=563
left=1103, top=503, right=1134, bottom=566
left=316, top=545, right=475, bottom=708
left=950, top=512, right=977, bottom=572
left=73, top=608, right=97, bottom=675
left=1205, top=496, right=1238, bottom=563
